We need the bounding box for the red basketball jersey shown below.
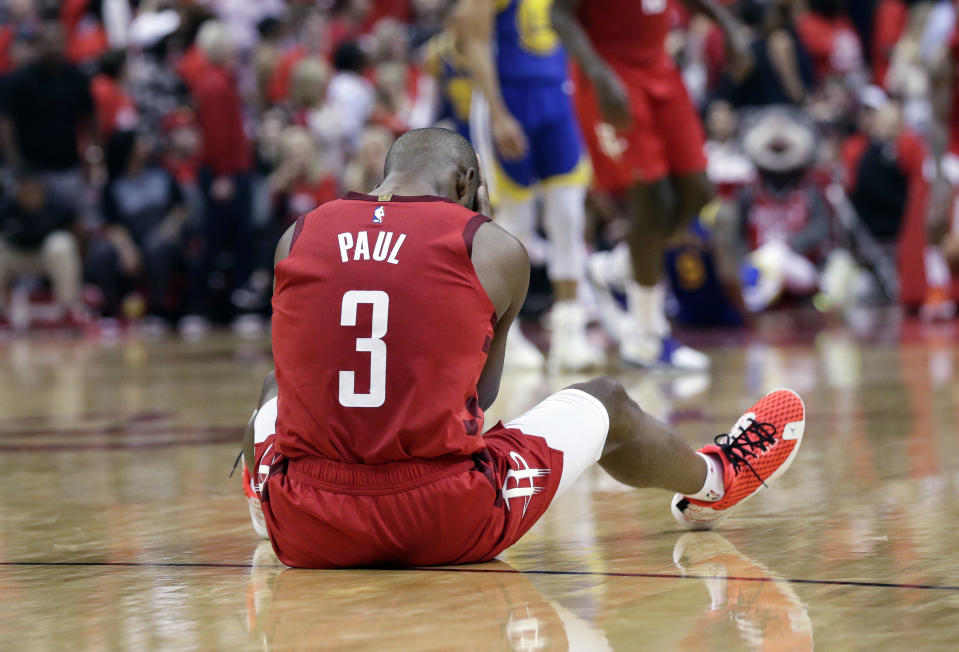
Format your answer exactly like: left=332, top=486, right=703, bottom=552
left=577, top=0, right=673, bottom=66
left=271, top=193, right=495, bottom=464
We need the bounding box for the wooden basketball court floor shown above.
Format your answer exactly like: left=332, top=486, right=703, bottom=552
left=2, top=309, right=958, bottom=650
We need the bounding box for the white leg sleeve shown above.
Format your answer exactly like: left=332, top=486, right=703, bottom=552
left=495, top=197, right=538, bottom=249
left=542, top=184, right=588, bottom=282
left=506, top=389, right=609, bottom=498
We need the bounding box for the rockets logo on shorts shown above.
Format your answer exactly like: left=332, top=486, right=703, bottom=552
left=502, top=451, right=549, bottom=517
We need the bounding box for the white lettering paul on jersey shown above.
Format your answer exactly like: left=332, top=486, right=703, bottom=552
left=337, top=231, right=406, bottom=264
left=502, top=451, right=550, bottom=518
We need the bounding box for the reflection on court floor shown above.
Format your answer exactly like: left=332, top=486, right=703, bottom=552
left=2, top=311, right=959, bottom=649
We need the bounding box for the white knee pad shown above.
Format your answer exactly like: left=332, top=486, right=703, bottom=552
left=542, top=185, right=588, bottom=282
left=494, top=198, right=537, bottom=247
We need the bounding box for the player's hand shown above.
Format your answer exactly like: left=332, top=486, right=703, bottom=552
left=592, top=67, right=632, bottom=131
left=117, top=241, right=143, bottom=275
left=211, top=175, right=236, bottom=202
left=475, top=156, right=492, bottom=216
left=725, top=25, right=754, bottom=82
left=491, top=110, right=528, bottom=160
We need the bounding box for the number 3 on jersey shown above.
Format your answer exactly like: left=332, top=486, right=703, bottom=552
left=339, top=290, right=389, bottom=408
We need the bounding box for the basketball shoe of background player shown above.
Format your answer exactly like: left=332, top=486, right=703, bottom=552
left=620, top=332, right=710, bottom=371
left=242, top=460, right=270, bottom=539
left=547, top=301, right=606, bottom=372
left=671, top=389, right=805, bottom=529
left=505, top=322, right=546, bottom=369
left=585, top=249, right=709, bottom=371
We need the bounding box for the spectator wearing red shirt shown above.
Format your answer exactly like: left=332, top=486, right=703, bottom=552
left=0, top=0, right=40, bottom=75
left=90, top=50, right=138, bottom=140
left=0, top=24, right=13, bottom=75
left=841, top=88, right=940, bottom=309
left=61, top=0, right=108, bottom=66
left=177, top=42, right=210, bottom=94
left=190, top=20, right=255, bottom=323
left=266, top=11, right=332, bottom=105
left=795, top=0, right=863, bottom=84
left=0, top=0, right=34, bottom=76
left=870, top=0, right=907, bottom=87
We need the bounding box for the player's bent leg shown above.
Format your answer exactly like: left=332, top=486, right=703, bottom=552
left=541, top=184, right=605, bottom=372
left=618, top=179, right=710, bottom=370
left=567, top=377, right=707, bottom=494
left=668, top=172, right=713, bottom=238
left=626, top=179, right=673, bottom=288
left=242, top=371, right=278, bottom=540
left=492, top=199, right=545, bottom=369
left=503, top=386, right=610, bottom=498
left=492, top=199, right=543, bottom=357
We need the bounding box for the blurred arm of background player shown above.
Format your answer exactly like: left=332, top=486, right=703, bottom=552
left=451, top=0, right=528, bottom=159
left=552, top=0, right=754, bottom=128
left=924, top=40, right=959, bottom=274
left=925, top=34, right=955, bottom=247
left=551, top=0, right=631, bottom=129
left=683, top=0, right=754, bottom=82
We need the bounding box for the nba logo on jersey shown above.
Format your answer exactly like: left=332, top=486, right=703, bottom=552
left=502, top=451, right=549, bottom=517
left=373, top=206, right=385, bottom=224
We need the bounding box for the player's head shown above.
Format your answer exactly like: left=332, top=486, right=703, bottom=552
left=383, top=128, right=481, bottom=209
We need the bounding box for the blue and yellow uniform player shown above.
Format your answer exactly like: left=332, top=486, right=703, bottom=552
left=453, top=0, right=601, bottom=372
left=423, top=30, right=473, bottom=142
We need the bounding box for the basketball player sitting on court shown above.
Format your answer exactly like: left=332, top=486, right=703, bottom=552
left=240, top=128, right=806, bottom=569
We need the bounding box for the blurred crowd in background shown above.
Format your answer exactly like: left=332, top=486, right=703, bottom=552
left=1, top=0, right=958, bottom=338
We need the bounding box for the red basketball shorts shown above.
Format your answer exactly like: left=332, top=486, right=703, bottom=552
left=573, top=56, right=707, bottom=191
left=250, top=389, right=609, bottom=568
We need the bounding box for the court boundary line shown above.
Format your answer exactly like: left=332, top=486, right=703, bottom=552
left=2, top=561, right=957, bottom=592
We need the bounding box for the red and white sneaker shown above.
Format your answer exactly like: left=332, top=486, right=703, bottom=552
left=671, top=389, right=805, bottom=529
left=242, top=460, right=270, bottom=540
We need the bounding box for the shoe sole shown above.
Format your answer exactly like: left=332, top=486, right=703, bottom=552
left=248, top=495, right=270, bottom=540
left=672, top=388, right=806, bottom=530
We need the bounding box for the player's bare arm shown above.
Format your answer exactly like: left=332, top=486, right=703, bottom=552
left=242, top=224, right=296, bottom=473
left=472, top=221, right=530, bottom=410
left=550, top=0, right=631, bottom=129
left=452, top=0, right=528, bottom=158
left=682, top=0, right=753, bottom=80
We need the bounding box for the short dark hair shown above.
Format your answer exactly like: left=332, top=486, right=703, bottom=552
left=383, top=128, right=478, bottom=178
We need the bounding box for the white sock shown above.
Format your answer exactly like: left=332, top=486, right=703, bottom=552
left=625, top=282, right=669, bottom=336
left=924, top=245, right=951, bottom=289
left=689, top=452, right=725, bottom=502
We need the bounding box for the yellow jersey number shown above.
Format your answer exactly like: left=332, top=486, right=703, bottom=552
left=515, top=0, right=559, bottom=55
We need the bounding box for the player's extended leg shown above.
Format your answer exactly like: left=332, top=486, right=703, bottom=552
left=241, top=370, right=278, bottom=539
left=532, top=84, right=605, bottom=372
left=570, top=376, right=706, bottom=493
left=493, top=196, right=549, bottom=369
left=567, top=377, right=805, bottom=529
left=542, top=183, right=605, bottom=372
